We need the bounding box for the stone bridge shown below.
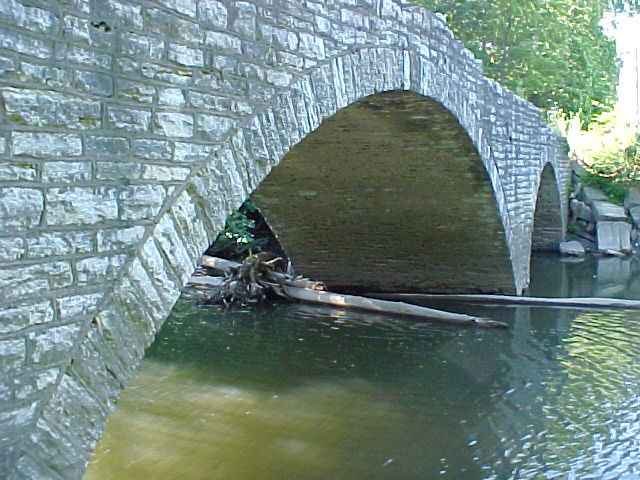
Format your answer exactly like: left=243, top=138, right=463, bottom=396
left=0, top=0, right=569, bottom=478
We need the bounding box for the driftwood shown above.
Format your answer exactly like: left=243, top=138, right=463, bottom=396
left=365, top=293, right=640, bottom=311
left=192, top=256, right=507, bottom=328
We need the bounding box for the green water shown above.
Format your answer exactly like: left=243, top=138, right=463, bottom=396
left=86, top=256, right=640, bottom=479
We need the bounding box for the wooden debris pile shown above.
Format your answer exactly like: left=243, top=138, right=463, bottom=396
left=191, top=254, right=508, bottom=329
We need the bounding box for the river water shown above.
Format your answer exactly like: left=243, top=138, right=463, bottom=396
left=85, top=254, right=640, bottom=479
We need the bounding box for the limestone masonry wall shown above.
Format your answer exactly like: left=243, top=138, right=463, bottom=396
left=0, top=0, right=569, bottom=478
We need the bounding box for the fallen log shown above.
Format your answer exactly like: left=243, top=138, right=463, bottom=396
left=280, top=286, right=507, bottom=328
left=192, top=256, right=506, bottom=328
left=365, top=293, right=640, bottom=310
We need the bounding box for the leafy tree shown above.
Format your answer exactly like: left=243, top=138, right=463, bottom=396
left=415, top=0, right=626, bottom=127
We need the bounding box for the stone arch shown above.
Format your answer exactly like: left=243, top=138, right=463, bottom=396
left=531, top=163, right=566, bottom=251
left=251, top=89, right=515, bottom=293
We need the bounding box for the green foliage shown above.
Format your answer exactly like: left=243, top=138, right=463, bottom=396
left=211, top=201, right=267, bottom=257
left=414, top=0, right=622, bottom=127
left=581, top=171, right=628, bottom=204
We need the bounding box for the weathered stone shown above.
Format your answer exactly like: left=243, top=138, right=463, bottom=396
left=85, top=136, right=129, bottom=157
left=46, top=188, right=118, bottom=225
left=569, top=198, right=593, bottom=222
left=106, top=106, right=151, bottom=132
left=0, top=237, right=25, bottom=261
left=174, top=142, right=214, bottom=162
left=75, top=255, right=127, bottom=286
left=0, top=163, right=36, bottom=182
left=0, top=339, right=27, bottom=370
left=624, top=186, right=640, bottom=210
left=0, top=262, right=73, bottom=302
left=194, top=114, right=234, bottom=142
left=559, top=240, right=585, bottom=256
left=580, top=185, right=608, bottom=205
left=121, top=33, right=164, bottom=59
left=29, top=324, right=82, bottom=365
left=141, top=165, right=190, bottom=181
left=56, top=44, right=111, bottom=69
left=629, top=205, right=640, bottom=228
left=118, top=185, right=165, bottom=220
left=198, top=0, right=227, bottom=28
left=95, top=161, right=141, bottom=180
left=42, top=162, right=91, bottom=183
left=97, top=226, right=146, bottom=252
left=0, top=0, right=58, bottom=34
left=155, top=112, right=194, bottom=138
left=117, top=79, right=155, bottom=103
left=12, top=132, right=81, bottom=157
left=597, top=221, right=632, bottom=253
left=133, top=139, right=172, bottom=159
left=57, top=293, right=103, bottom=321
left=158, top=88, right=185, bottom=106
left=204, top=31, right=242, bottom=53
left=18, top=62, right=69, bottom=88
left=0, top=188, right=43, bottom=230
left=0, top=29, right=52, bottom=59
left=74, top=70, right=113, bottom=96
left=591, top=200, right=627, bottom=222
left=28, top=231, right=94, bottom=258
left=168, top=43, right=203, bottom=66
left=14, top=368, right=58, bottom=401
left=0, top=301, right=55, bottom=335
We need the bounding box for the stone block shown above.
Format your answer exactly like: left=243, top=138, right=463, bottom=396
left=0, top=237, right=25, bottom=261
left=57, top=293, right=103, bottom=320
left=155, top=112, right=194, bottom=138
left=198, top=0, right=227, bottom=28
left=569, top=198, right=593, bottom=222
left=18, top=62, right=69, bottom=88
left=591, top=200, right=627, bottom=222
left=106, top=106, right=151, bottom=132
left=204, top=31, right=242, bottom=53
left=56, top=44, right=112, bottom=70
left=580, top=185, right=608, bottom=205
left=85, top=136, right=129, bottom=157
left=140, top=239, right=180, bottom=305
left=28, top=231, right=94, bottom=258
left=42, top=162, right=91, bottom=183
left=629, top=205, right=640, bottom=227
left=95, top=161, right=141, bottom=180
left=75, top=255, right=126, bottom=286
left=120, top=32, right=164, bottom=59
left=46, top=188, right=118, bottom=225
left=97, top=225, right=146, bottom=252
left=174, top=142, right=214, bottom=162
left=0, top=29, right=52, bottom=59
left=141, top=165, right=190, bottom=181
left=597, top=221, right=632, bottom=253
left=0, top=301, right=55, bottom=335
left=195, top=114, right=234, bottom=142
left=0, top=0, right=58, bottom=34
left=29, top=324, right=82, bottom=365
left=0, top=339, right=27, bottom=370
left=118, top=185, right=165, bottom=220
left=12, top=132, right=82, bottom=157
left=154, top=214, right=195, bottom=285
left=624, top=186, right=640, bottom=210
left=141, top=63, right=193, bottom=85
left=133, top=139, right=172, bottom=159
left=158, top=88, right=185, bottom=106
left=101, top=0, right=143, bottom=29
left=0, top=188, right=43, bottom=230
left=559, top=240, right=585, bottom=256
left=118, top=79, right=155, bottom=103
left=74, top=70, right=114, bottom=96
left=146, top=8, right=203, bottom=43
left=0, top=262, right=73, bottom=302
left=168, top=43, right=203, bottom=66
left=14, top=368, right=58, bottom=401
left=164, top=0, right=196, bottom=17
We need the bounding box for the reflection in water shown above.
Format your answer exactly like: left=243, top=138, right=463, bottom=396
left=86, top=258, right=640, bottom=479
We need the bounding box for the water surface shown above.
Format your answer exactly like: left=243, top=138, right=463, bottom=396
left=85, top=255, right=640, bottom=479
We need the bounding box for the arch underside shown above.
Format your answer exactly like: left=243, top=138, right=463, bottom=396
left=532, top=164, right=565, bottom=251
left=252, top=91, right=516, bottom=294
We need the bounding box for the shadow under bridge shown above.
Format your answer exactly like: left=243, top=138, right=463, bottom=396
left=251, top=90, right=518, bottom=294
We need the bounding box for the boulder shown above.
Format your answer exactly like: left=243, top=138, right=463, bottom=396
left=559, top=240, right=585, bottom=256
left=629, top=205, right=640, bottom=227
left=591, top=200, right=627, bottom=222
left=596, top=221, right=632, bottom=253
left=569, top=198, right=593, bottom=222
left=580, top=185, right=608, bottom=205
left=624, top=186, right=640, bottom=210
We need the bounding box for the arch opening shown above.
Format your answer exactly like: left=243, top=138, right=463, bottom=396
left=532, top=163, right=565, bottom=251
left=251, top=91, right=515, bottom=294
